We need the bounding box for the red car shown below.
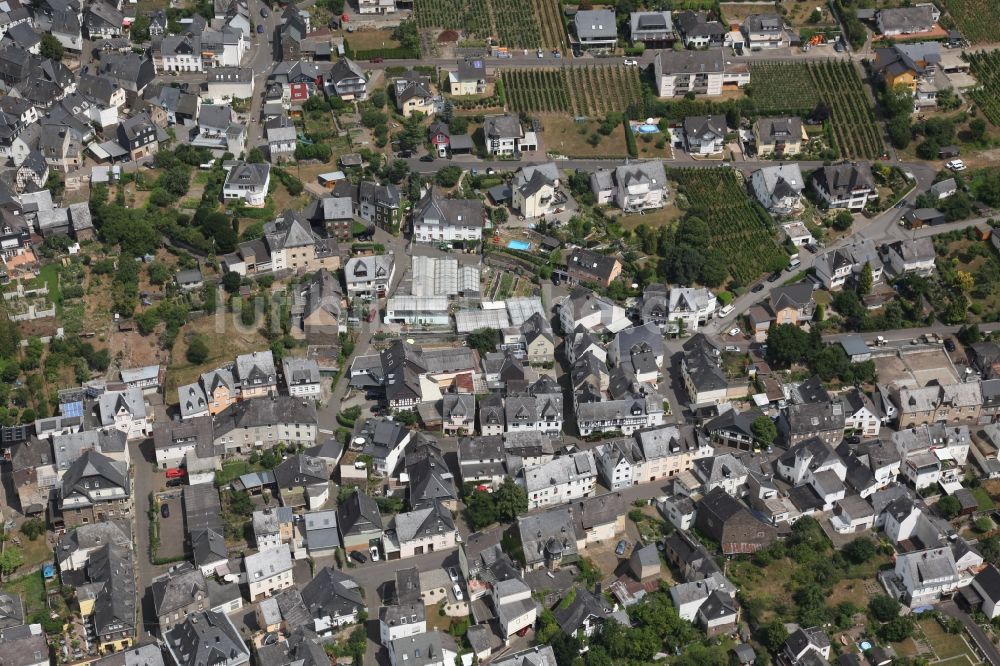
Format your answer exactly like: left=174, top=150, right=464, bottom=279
left=165, top=468, right=187, bottom=479
left=370, top=57, right=383, bottom=63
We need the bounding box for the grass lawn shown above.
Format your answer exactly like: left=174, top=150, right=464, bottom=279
left=918, top=618, right=981, bottom=662
left=215, top=460, right=265, bottom=486
left=541, top=114, right=629, bottom=158
left=615, top=204, right=683, bottom=231
left=16, top=536, right=52, bottom=573
left=343, top=28, right=400, bottom=52
left=971, top=486, right=995, bottom=510
left=167, top=313, right=272, bottom=400
left=5, top=570, right=46, bottom=615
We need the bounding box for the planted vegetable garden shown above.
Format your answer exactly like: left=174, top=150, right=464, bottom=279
left=672, top=169, right=786, bottom=285
left=968, top=50, right=1000, bottom=125
left=501, top=66, right=643, bottom=117
left=748, top=61, right=883, bottom=159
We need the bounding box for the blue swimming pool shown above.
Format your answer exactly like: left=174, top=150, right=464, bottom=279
left=507, top=240, right=531, bottom=251
left=635, top=123, right=660, bottom=133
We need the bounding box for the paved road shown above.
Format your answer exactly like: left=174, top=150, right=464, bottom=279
left=937, top=600, right=1000, bottom=666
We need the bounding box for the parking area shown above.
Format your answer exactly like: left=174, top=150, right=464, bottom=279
left=154, top=489, right=187, bottom=561
left=873, top=347, right=959, bottom=389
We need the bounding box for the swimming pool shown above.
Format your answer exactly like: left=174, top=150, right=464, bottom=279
left=507, top=240, right=531, bottom=251
left=635, top=123, right=660, bottom=133
left=859, top=641, right=872, bottom=651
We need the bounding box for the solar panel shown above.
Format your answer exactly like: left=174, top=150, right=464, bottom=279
left=61, top=401, right=83, bottom=418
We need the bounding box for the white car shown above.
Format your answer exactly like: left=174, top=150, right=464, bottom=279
left=946, top=159, right=966, bottom=171
left=729, top=327, right=741, bottom=337
left=623, top=58, right=638, bottom=66
left=453, top=584, right=464, bottom=601
left=718, top=304, right=735, bottom=318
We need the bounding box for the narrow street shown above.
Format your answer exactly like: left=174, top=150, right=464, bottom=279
left=937, top=600, right=1000, bottom=666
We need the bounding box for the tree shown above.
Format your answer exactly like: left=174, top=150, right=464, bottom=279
left=868, top=595, right=901, bottom=622
left=843, top=536, right=877, bottom=564
left=490, top=207, right=508, bottom=226
left=222, top=271, right=242, bottom=294
left=466, top=328, right=501, bottom=356
left=20, top=518, right=45, bottom=541
left=186, top=336, right=210, bottom=364
left=878, top=616, right=915, bottom=643
left=435, top=166, right=462, bottom=187
left=766, top=324, right=812, bottom=368
left=758, top=619, right=789, bottom=652
left=954, top=270, right=974, bottom=294
left=40, top=33, right=64, bottom=60
left=970, top=117, right=989, bottom=144
left=937, top=494, right=961, bottom=519
left=858, top=261, right=873, bottom=296
left=0, top=548, right=23, bottom=575
left=751, top=415, right=777, bottom=446
left=494, top=478, right=528, bottom=521
left=247, top=147, right=265, bottom=163
left=465, top=489, right=497, bottom=529
left=832, top=210, right=854, bottom=231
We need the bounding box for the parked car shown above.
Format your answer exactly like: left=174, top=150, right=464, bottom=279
left=946, top=159, right=966, bottom=171
left=256, top=24, right=264, bottom=33
left=751, top=283, right=765, bottom=293
left=419, top=155, right=434, bottom=162
left=453, top=584, right=464, bottom=600
left=259, top=7, right=268, bottom=17
left=397, top=150, right=412, bottom=158
left=161, top=504, right=170, bottom=518
left=945, top=338, right=957, bottom=352
left=615, top=540, right=627, bottom=556
left=165, top=468, right=186, bottom=479
left=447, top=567, right=460, bottom=582
left=728, top=327, right=741, bottom=337
left=718, top=304, right=734, bottom=318
left=804, top=243, right=818, bottom=254
left=350, top=551, right=367, bottom=564
left=166, top=479, right=183, bottom=488
left=724, top=345, right=740, bottom=352
left=623, top=58, right=638, bottom=66
left=767, top=271, right=781, bottom=283
left=536, top=49, right=543, bottom=58
left=369, top=544, right=381, bottom=562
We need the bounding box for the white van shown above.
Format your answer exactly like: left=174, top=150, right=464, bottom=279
left=788, top=258, right=801, bottom=270
left=718, top=304, right=735, bottom=318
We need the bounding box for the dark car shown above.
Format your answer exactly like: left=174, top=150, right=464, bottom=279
left=751, top=283, right=765, bottom=293
left=945, top=338, right=957, bottom=352
left=350, top=551, right=367, bottom=564
left=804, top=243, right=818, bottom=254
left=161, top=504, right=170, bottom=518
left=615, top=540, right=627, bottom=556
left=370, top=57, right=383, bottom=63
left=767, top=271, right=781, bottom=283
left=847, top=435, right=861, bottom=444
left=259, top=7, right=268, bottom=17
left=419, top=155, right=434, bottom=162
left=166, top=478, right=183, bottom=488
left=256, top=24, right=264, bottom=33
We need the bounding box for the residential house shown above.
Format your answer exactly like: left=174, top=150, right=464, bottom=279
left=355, top=417, right=411, bottom=476
left=693, top=452, right=749, bottom=496
left=345, top=254, right=395, bottom=300
left=405, top=436, right=458, bottom=510
left=85, top=2, right=123, bottom=39
left=667, top=287, right=717, bottom=334
left=273, top=454, right=329, bottom=510
left=814, top=239, right=883, bottom=290
left=379, top=604, right=426, bottom=647
left=492, top=578, right=537, bottom=642
left=779, top=400, right=846, bottom=447
left=389, top=500, right=458, bottom=559
left=608, top=323, right=663, bottom=384
left=782, top=627, right=831, bottom=665
left=304, top=511, right=341, bottom=556
left=670, top=573, right=740, bottom=635
left=441, top=394, right=475, bottom=436
left=753, top=116, right=805, bottom=156
left=58, top=449, right=131, bottom=529
left=211, top=396, right=319, bottom=454
left=235, top=350, right=277, bottom=399
left=877, top=4, right=940, bottom=37
left=629, top=11, right=674, bottom=45
left=884, top=237, right=936, bottom=276
left=930, top=177, right=957, bottom=200
left=831, top=495, right=876, bottom=534
left=243, top=547, right=294, bottom=601
left=674, top=10, right=725, bottom=47
left=116, top=112, right=159, bottom=160
left=327, top=58, right=367, bottom=101
left=222, top=161, right=270, bottom=207
left=206, top=67, right=254, bottom=101
left=554, top=588, right=624, bottom=641
left=520, top=451, right=596, bottom=510
left=653, top=49, right=740, bottom=97
left=448, top=59, right=486, bottom=96
left=151, top=564, right=209, bottom=634
left=811, top=162, right=877, bottom=210
left=559, top=287, right=630, bottom=335
left=394, top=75, right=434, bottom=118
left=412, top=188, right=484, bottom=245
left=972, top=565, right=1000, bottom=619
left=565, top=248, right=622, bottom=288
left=894, top=384, right=982, bottom=428
left=64, top=531, right=137, bottom=653
left=576, top=394, right=665, bottom=437
left=635, top=424, right=713, bottom=482
left=517, top=506, right=579, bottom=570
left=388, top=632, right=457, bottom=666
left=747, top=283, right=815, bottom=342
left=890, top=547, right=962, bottom=608
left=458, top=435, right=506, bottom=489
left=750, top=163, right=804, bottom=215
left=573, top=9, right=617, bottom=51
left=337, top=488, right=383, bottom=555
left=483, top=114, right=524, bottom=156
left=742, top=13, right=785, bottom=49
left=0, top=625, right=52, bottom=666
left=594, top=439, right=640, bottom=490
left=281, top=357, right=321, bottom=397
left=358, top=181, right=403, bottom=230
left=265, top=114, right=297, bottom=163
left=252, top=507, right=295, bottom=550
left=512, top=162, right=561, bottom=219
left=683, top=115, right=726, bottom=155
left=892, top=424, right=970, bottom=488
left=775, top=437, right=848, bottom=510
left=590, top=161, right=667, bottom=212
left=303, top=195, right=354, bottom=241
left=164, top=611, right=250, bottom=666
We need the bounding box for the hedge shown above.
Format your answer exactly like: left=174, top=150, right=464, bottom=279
left=344, top=41, right=420, bottom=60
left=624, top=120, right=638, bottom=158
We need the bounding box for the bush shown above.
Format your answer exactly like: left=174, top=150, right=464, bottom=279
left=624, top=120, right=638, bottom=158
left=186, top=335, right=209, bottom=364
left=20, top=518, right=45, bottom=541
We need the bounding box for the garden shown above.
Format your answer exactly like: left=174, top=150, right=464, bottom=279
left=967, top=50, right=1000, bottom=125
left=671, top=168, right=787, bottom=286
left=500, top=66, right=643, bottom=118
left=940, top=0, right=1000, bottom=44
left=747, top=61, right=884, bottom=159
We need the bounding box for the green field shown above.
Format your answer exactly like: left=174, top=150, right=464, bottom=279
left=502, top=66, right=643, bottom=118
left=968, top=50, right=1000, bottom=125
left=940, top=0, right=1000, bottom=44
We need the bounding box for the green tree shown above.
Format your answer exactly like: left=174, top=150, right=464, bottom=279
left=937, top=494, right=961, bottom=519
left=843, top=536, right=877, bottom=564
left=766, top=324, right=812, bottom=368
left=494, top=478, right=528, bottom=521
left=970, top=117, right=989, bottom=143
left=758, top=620, right=789, bottom=653
left=878, top=616, right=914, bottom=642
left=186, top=336, right=210, bottom=364
left=20, top=518, right=45, bottom=541
left=222, top=271, right=242, bottom=294
left=832, top=210, right=854, bottom=231
left=39, top=33, right=64, bottom=60
left=751, top=415, right=777, bottom=446
left=466, top=490, right=497, bottom=529
left=435, top=166, right=462, bottom=187
left=466, top=328, right=501, bottom=356
left=0, top=548, right=23, bottom=574
left=858, top=261, right=873, bottom=296
left=147, top=261, right=172, bottom=285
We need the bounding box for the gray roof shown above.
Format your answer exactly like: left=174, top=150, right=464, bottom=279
left=879, top=5, right=937, bottom=32
left=165, top=610, right=250, bottom=666
left=151, top=563, right=208, bottom=618
left=492, top=646, right=557, bottom=666
left=522, top=451, right=595, bottom=493
left=414, top=188, right=484, bottom=229
left=756, top=116, right=803, bottom=143
left=300, top=567, right=364, bottom=620
left=244, top=546, right=293, bottom=582
left=483, top=114, right=523, bottom=140
left=0, top=625, right=49, bottom=666
left=393, top=500, right=455, bottom=543
left=390, top=631, right=458, bottom=666
left=813, top=163, right=876, bottom=198
left=224, top=161, right=270, bottom=189
left=337, top=488, right=383, bottom=536
left=282, top=356, right=321, bottom=387
left=684, top=114, right=726, bottom=140
left=656, top=48, right=723, bottom=74
left=574, top=9, right=617, bottom=39
left=304, top=510, right=341, bottom=550
left=630, top=11, right=673, bottom=36
left=190, top=530, right=226, bottom=569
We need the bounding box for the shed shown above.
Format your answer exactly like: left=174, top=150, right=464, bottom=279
left=955, top=487, right=979, bottom=515
left=938, top=145, right=961, bottom=159
left=628, top=544, right=660, bottom=581
left=838, top=335, right=872, bottom=362
left=449, top=134, right=475, bottom=153
left=904, top=208, right=945, bottom=228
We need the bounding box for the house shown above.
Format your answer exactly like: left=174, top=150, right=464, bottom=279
left=635, top=424, right=713, bottom=483
left=653, top=49, right=738, bottom=97
left=742, top=13, right=785, bottom=49
left=151, top=564, right=210, bottom=634
left=412, top=188, right=484, bottom=245
left=783, top=627, right=831, bottom=665
left=395, top=76, right=434, bottom=118
left=379, top=603, right=425, bottom=647
left=358, top=181, right=403, bottom=230
left=674, top=10, right=725, bottom=47
left=680, top=334, right=736, bottom=406
left=327, top=57, right=367, bottom=101
left=337, top=488, right=383, bottom=555
left=750, top=163, right=804, bottom=215
left=406, top=436, right=458, bottom=509
left=754, top=116, right=805, bottom=156
left=65, top=530, right=137, bottom=653
left=85, top=2, right=123, bottom=39
left=265, top=114, right=297, bottom=163
left=630, top=11, right=674, bottom=45
left=694, top=452, right=749, bottom=496
left=458, top=435, right=506, bottom=490
left=441, top=394, right=475, bottom=436
left=345, top=254, right=395, bottom=300
left=164, top=611, right=250, bottom=666
left=554, top=588, right=624, bottom=641
left=594, top=439, right=640, bottom=490
left=520, top=312, right=556, bottom=365
left=252, top=507, right=295, bottom=550
left=356, top=417, right=411, bottom=476
left=0, top=624, right=52, bottom=666
left=874, top=42, right=941, bottom=108
left=483, top=114, right=524, bottom=156
left=211, top=396, right=319, bottom=454
left=667, top=287, right=717, bottom=334
left=671, top=574, right=740, bottom=634
left=517, top=506, right=579, bottom=570
left=273, top=454, right=329, bottom=510
left=575, top=395, right=664, bottom=437
left=448, top=58, right=486, bottom=96
left=492, top=647, right=557, bottom=666
left=590, top=160, right=668, bottom=212
left=884, top=237, right=936, bottom=276
left=235, top=350, right=277, bottom=398
left=303, top=511, right=341, bottom=556
left=972, top=565, right=1000, bottom=619
left=512, top=162, right=560, bottom=219
left=747, top=283, right=815, bottom=342
left=389, top=631, right=458, bottom=666
left=695, top=488, right=777, bottom=554
left=843, top=388, right=881, bottom=437
left=492, top=578, right=537, bottom=641
left=814, top=239, right=882, bottom=290
left=930, top=177, right=957, bottom=200
left=904, top=207, right=946, bottom=228
left=683, top=115, right=726, bottom=156
left=779, top=401, right=846, bottom=447
left=608, top=323, right=663, bottom=384
left=58, top=449, right=131, bottom=529
left=222, top=161, right=270, bottom=207
left=565, top=248, right=622, bottom=288
left=894, top=383, right=982, bottom=428
left=243, top=547, right=294, bottom=601
left=281, top=357, right=322, bottom=397
left=559, top=287, right=630, bottom=334
left=116, top=112, right=159, bottom=160
left=389, top=500, right=458, bottom=559
left=520, top=451, right=596, bottom=509
left=206, top=67, right=254, bottom=101
left=877, top=4, right=940, bottom=37
left=892, top=424, right=970, bottom=488
left=573, top=9, right=617, bottom=51
left=811, top=162, right=877, bottom=210
left=890, top=547, right=962, bottom=607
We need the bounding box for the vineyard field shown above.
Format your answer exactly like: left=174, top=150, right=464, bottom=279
left=672, top=169, right=786, bottom=285
left=748, top=61, right=883, bottom=159
left=940, top=0, right=1000, bottom=44
left=501, top=66, right=643, bottom=117
left=415, top=0, right=566, bottom=49
left=968, top=51, right=1000, bottom=125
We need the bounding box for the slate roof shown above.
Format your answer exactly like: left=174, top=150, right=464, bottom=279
left=300, top=567, right=364, bottom=620
left=165, top=610, right=250, bottom=666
